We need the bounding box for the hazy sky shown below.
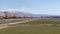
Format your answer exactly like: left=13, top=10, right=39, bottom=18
left=0, top=0, right=60, bottom=15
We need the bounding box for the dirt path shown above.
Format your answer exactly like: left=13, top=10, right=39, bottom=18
left=0, top=19, right=38, bottom=29
left=1, top=18, right=60, bottom=29
left=8, top=24, right=60, bottom=27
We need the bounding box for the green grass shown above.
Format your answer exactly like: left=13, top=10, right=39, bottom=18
left=0, top=18, right=29, bottom=22
left=0, top=18, right=60, bottom=34
left=21, top=18, right=60, bottom=24
left=0, top=26, right=60, bottom=34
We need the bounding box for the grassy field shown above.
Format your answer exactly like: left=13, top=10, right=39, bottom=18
left=0, top=18, right=21, bottom=22
left=21, top=18, right=60, bottom=24
left=0, top=18, right=31, bottom=22
left=0, top=18, right=60, bottom=34
left=0, top=18, right=60, bottom=24
left=0, top=26, right=60, bottom=34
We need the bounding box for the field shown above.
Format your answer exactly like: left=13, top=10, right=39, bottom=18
left=1, top=18, right=60, bottom=24
left=0, top=18, right=60, bottom=34
left=21, top=18, right=60, bottom=24
left=0, top=18, right=30, bottom=22
left=0, top=18, right=32, bottom=24
left=0, top=26, right=60, bottom=34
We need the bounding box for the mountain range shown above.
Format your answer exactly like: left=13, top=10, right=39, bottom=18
left=6, top=10, right=49, bottom=17
left=0, top=10, right=60, bottom=17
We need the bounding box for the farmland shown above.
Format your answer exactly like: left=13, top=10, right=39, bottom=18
left=0, top=18, right=33, bottom=24
left=21, top=18, right=60, bottom=24
left=0, top=18, right=60, bottom=34
left=0, top=18, right=60, bottom=24
left=0, top=26, right=60, bottom=34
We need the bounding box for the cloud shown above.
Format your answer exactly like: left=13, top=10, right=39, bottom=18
left=0, top=7, right=38, bottom=14
left=0, top=7, right=60, bottom=15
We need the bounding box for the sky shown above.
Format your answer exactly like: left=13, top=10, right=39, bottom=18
left=0, top=0, right=60, bottom=15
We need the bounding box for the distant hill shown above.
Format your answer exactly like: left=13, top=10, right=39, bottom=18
left=0, top=10, right=60, bottom=18
left=0, top=11, right=41, bottom=18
